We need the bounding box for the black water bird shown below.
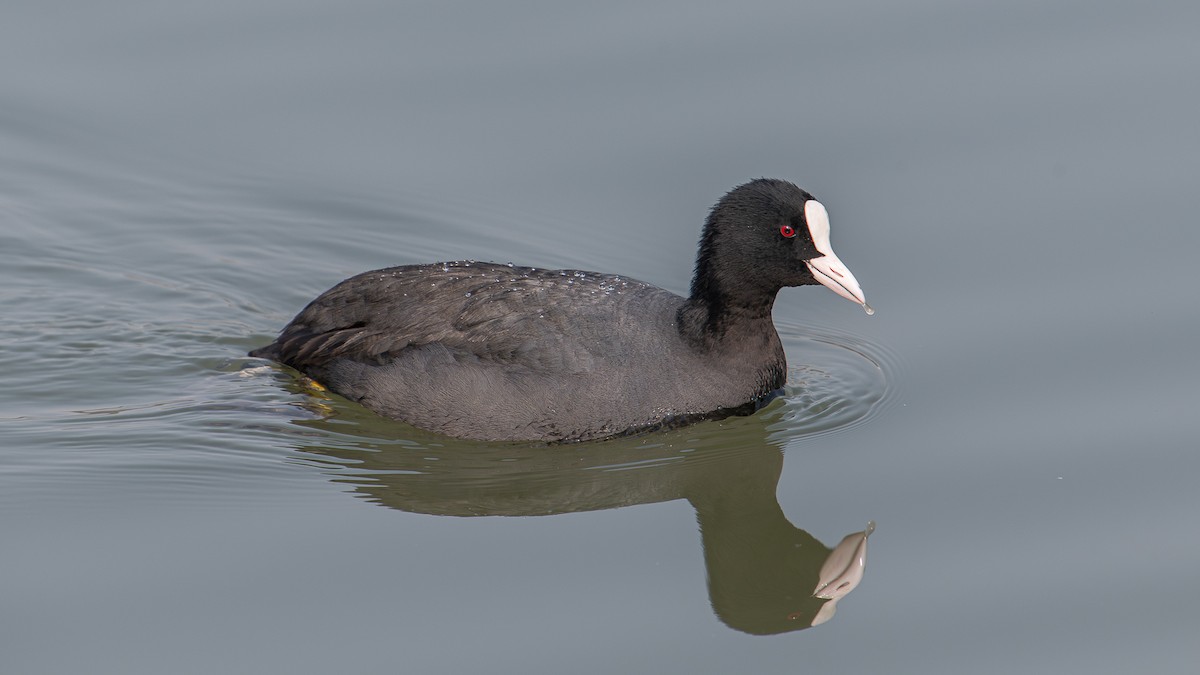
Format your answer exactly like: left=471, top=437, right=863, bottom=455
left=250, top=179, right=870, bottom=441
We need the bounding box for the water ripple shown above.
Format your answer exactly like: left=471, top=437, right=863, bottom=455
left=768, top=318, right=900, bottom=444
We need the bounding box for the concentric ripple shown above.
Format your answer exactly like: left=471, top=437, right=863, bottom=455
left=765, top=318, right=900, bottom=442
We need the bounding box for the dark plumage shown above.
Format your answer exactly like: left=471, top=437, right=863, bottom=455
left=251, top=179, right=869, bottom=442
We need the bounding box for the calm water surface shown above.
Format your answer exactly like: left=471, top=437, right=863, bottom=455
left=3, top=1, right=1199, bottom=673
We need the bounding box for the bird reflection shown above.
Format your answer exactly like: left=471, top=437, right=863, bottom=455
left=286, top=398, right=873, bottom=635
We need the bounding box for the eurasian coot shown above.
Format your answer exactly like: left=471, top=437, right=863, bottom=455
left=251, top=178, right=870, bottom=442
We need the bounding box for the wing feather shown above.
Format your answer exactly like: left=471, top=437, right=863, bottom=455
left=259, top=262, right=640, bottom=374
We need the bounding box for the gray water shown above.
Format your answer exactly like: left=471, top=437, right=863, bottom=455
left=3, top=1, right=1199, bottom=673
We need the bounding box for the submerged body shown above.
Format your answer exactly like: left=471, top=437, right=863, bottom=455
left=252, top=263, right=784, bottom=441
left=251, top=179, right=869, bottom=442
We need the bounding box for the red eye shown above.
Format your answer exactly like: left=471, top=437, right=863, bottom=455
left=780, top=224, right=797, bottom=238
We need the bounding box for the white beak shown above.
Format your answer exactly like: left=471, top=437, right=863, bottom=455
left=810, top=521, right=875, bottom=627
left=805, top=252, right=870, bottom=310
left=802, top=200, right=872, bottom=315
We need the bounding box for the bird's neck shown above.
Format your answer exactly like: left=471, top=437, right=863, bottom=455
left=679, top=259, right=781, bottom=349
